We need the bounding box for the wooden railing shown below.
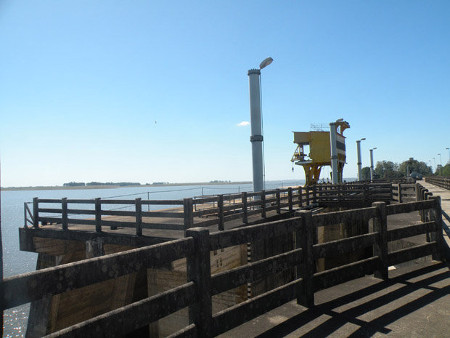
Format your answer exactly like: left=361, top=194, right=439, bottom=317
left=5, top=194, right=444, bottom=337
left=425, top=176, right=450, bottom=190
left=25, top=183, right=393, bottom=234
left=391, top=183, right=417, bottom=203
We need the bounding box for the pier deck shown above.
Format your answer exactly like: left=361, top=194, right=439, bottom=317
left=218, top=260, right=449, bottom=337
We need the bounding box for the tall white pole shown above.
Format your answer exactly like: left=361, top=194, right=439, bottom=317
left=356, top=140, right=363, bottom=181
left=248, top=69, right=264, bottom=193
left=370, top=148, right=375, bottom=181
left=329, top=122, right=338, bottom=184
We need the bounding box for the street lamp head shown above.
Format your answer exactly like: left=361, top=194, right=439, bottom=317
left=259, top=57, right=273, bottom=70
left=361, top=138, right=366, bottom=141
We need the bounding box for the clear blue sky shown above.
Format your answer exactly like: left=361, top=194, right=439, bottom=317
left=1, top=0, right=449, bottom=187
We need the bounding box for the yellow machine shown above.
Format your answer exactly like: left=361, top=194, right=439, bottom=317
left=291, top=120, right=350, bottom=185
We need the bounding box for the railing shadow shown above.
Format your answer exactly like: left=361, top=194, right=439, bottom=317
left=256, top=262, right=449, bottom=338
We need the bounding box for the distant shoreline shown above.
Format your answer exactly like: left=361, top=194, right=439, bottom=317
left=1, top=181, right=257, bottom=192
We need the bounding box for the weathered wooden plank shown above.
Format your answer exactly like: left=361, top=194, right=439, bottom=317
left=209, top=217, right=302, bottom=250
left=387, top=221, right=437, bottom=242
left=211, top=248, right=302, bottom=295
left=313, top=233, right=377, bottom=258
left=387, top=242, right=435, bottom=266
left=386, top=199, right=436, bottom=216
left=141, top=211, right=184, bottom=218
left=211, top=277, right=301, bottom=336
left=100, top=210, right=136, bottom=217
left=312, top=207, right=377, bottom=227
left=46, top=282, right=196, bottom=338
left=66, top=209, right=96, bottom=215
left=37, top=199, right=62, bottom=203
left=222, top=203, right=244, bottom=212
left=167, top=324, right=197, bottom=338
left=98, top=200, right=135, bottom=205
left=313, top=257, right=378, bottom=292
left=142, top=200, right=184, bottom=205
left=1, top=237, right=194, bottom=310
left=297, top=210, right=314, bottom=307
left=142, top=223, right=185, bottom=231
left=66, top=199, right=95, bottom=204
left=38, top=208, right=63, bottom=214
left=19, top=228, right=170, bottom=251
left=186, top=228, right=212, bottom=337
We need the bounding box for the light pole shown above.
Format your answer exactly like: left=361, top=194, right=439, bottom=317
left=356, top=138, right=366, bottom=181
left=369, top=147, right=377, bottom=181
left=438, top=153, right=442, bottom=175
left=248, top=57, right=273, bottom=193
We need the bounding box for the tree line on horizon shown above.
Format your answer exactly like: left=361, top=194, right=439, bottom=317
left=360, top=157, right=450, bottom=180
left=63, top=182, right=141, bottom=187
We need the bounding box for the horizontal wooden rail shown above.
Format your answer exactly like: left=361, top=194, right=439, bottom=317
left=1, top=237, right=194, bottom=310
left=47, top=282, right=196, bottom=338
left=211, top=248, right=303, bottom=295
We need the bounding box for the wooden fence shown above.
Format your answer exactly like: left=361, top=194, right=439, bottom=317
left=391, top=183, right=417, bottom=203
left=24, top=183, right=393, bottom=235
left=425, top=176, right=450, bottom=190
left=4, top=193, right=444, bottom=337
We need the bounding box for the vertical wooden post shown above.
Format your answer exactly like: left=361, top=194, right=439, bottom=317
left=135, top=198, right=142, bottom=236
left=61, top=198, right=68, bottom=231
left=186, top=228, right=212, bottom=337
left=297, top=210, right=314, bottom=307
left=242, top=192, right=248, bottom=224
left=183, top=198, right=194, bottom=235
left=298, top=187, right=303, bottom=207
left=288, top=187, right=293, bottom=212
left=33, top=198, right=39, bottom=229
left=261, top=190, right=266, bottom=218
left=429, top=196, right=444, bottom=261
left=398, top=183, right=402, bottom=203
left=305, top=187, right=310, bottom=206
left=415, top=183, right=421, bottom=202
left=373, top=202, right=388, bottom=280
left=95, top=198, right=102, bottom=233
left=218, top=195, right=224, bottom=231
left=337, top=184, right=341, bottom=203
left=312, top=185, right=317, bottom=204
left=362, top=184, right=368, bottom=203
left=276, top=189, right=281, bottom=214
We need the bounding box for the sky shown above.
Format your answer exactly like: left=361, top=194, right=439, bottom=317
left=0, top=0, right=449, bottom=187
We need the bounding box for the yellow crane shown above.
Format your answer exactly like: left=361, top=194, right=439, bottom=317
left=291, top=120, right=350, bottom=185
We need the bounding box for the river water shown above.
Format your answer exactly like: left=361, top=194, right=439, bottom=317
left=1, top=180, right=303, bottom=337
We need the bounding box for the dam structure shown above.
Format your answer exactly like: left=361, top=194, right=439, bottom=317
left=1, top=179, right=449, bottom=337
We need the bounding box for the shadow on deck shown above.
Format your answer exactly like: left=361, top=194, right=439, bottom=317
left=221, top=261, right=449, bottom=337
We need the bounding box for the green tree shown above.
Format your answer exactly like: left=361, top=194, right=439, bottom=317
left=374, top=161, right=403, bottom=179
left=399, top=158, right=432, bottom=176
left=442, top=164, right=450, bottom=177
left=361, top=167, right=371, bottom=180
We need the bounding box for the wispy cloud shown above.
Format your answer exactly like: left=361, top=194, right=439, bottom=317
left=237, top=121, right=250, bottom=127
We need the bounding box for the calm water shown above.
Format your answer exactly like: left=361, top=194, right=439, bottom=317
left=1, top=180, right=303, bottom=336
